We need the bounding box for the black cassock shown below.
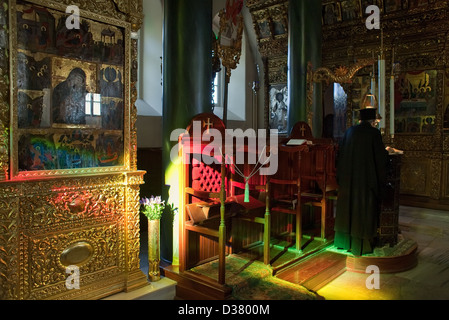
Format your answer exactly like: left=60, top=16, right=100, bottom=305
left=334, top=122, right=389, bottom=256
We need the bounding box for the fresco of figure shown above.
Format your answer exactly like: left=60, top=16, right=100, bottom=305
left=52, top=68, right=88, bottom=125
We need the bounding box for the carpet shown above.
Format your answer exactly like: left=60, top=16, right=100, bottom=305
left=326, top=234, right=417, bottom=258
left=191, top=255, right=322, bottom=300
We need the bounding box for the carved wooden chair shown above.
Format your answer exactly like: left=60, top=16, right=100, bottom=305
left=226, top=143, right=271, bottom=265
left=178, top=113, right=231, bottom=285
left=267, top=122, right=338, bottom=251
left=288, top=122, right=338, bottom=243
left=267, top=142, right=309, bottom=252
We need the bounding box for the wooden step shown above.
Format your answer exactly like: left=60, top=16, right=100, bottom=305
left=276, top=251, right=347, bottom=291
left=161, top=264, right=232, bottom=300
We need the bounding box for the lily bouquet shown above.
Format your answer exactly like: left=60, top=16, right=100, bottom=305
left=140, top=196, right=165, bottom=221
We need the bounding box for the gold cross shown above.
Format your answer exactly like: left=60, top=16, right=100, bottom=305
left=204, top=118, right=213, bottom=133
left=300, top=125, right=306, bottom=137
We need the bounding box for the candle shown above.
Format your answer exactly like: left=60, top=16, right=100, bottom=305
left=378, top=59, right=386, bottom=129
left=391, top=48, right=395, bottom=74
left=390, top=75, right=395, bottom=137
left=378, top=28, right=386, bottom=129
left=390, top=48, right=395, bottom=137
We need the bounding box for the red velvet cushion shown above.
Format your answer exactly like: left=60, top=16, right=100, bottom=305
left=191, top=162, right=227, bottom=193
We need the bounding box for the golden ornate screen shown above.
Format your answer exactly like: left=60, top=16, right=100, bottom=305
left=10, top=0, right=133, bottom=179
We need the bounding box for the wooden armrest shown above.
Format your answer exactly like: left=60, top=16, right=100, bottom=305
left=269, top=179, right=298, bottom=185
left=185, top=221, right=219, bottom=238
left=185, top=187, right=220, bottom=199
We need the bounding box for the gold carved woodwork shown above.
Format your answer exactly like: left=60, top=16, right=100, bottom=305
left=400, top=157, right=431, bottom=197
left=246, top=0, right=288, bottom=59
left=442, top=159, right=449, bottom=199
left=0, top=1, right=9, bottom=181
left=0, top=172, right=145, bottom=300
left=322, top=1, right=449, bottom=203
left=309, top=59, right=375, bottom=130
left=312, top=59, right=376, bottom=85
left=5, top=0, right=143, bottom=179
left=26, top=224, right=121, bottom=297
left=267, top=56, right=287, bottom=84
left=217, top=8, right=244, bottom=79
left=247, top=0, right=288, bottom=131
left=130, top=38, right=139, bottom=171
left=444, top=135, right=449, bottom=152
left=1, top=0, right=146, bottom=300
left=20, top=0, right=144, bottom=31
left=400, top=153, right=442, bottom=200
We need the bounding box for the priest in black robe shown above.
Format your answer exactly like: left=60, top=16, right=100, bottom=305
left=334, top=108, right=389, bottom=256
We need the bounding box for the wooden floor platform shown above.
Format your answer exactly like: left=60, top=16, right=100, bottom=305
left=276, top=250, right=347, bottom=292
left=162, top=235, right=419, bottom=300
left=161, top=236, right=334, bottom=300
left=161, top=263, right=233, bottom=300
left=236, top=235, right=334, bottom=274
left=346, top=241, right=418, bottom=274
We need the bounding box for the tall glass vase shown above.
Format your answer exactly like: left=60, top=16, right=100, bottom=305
left=147, top=219, right=161, bottom=282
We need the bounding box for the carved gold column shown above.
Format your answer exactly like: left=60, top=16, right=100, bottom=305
left=0, top=1, right=14, bottom=299
left=123, top=171, right=147, bottom=291
left=128, top=1, right=144, bottom=172
left=0, top=0, right=9, bottom=181
left=124, top=0, right=147, bottom=290
left=0, top=187, right=19, bottom=300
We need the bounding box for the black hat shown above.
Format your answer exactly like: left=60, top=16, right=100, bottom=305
left=360, top=108, right=377, bottom=121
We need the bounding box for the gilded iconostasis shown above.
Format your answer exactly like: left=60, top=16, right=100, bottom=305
left=0, top=0, right=145, bottom=301
left=15, top=0, right=125, bottom=175
left=321, top=0, right=449, bottom=204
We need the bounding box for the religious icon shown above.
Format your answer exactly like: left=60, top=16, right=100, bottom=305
left=258, top=20, right=271, bottom=39
left=269, top=85, right=288, bottom=135
left=322, top=3, right=341, bottom=25
left=18, top=91, right=44, bottom=128
left=101, top=99, right=123, bottom=130
left=410, top=0, right=428, bottom=8
left=421, top=117, right=435, bottom=133
left=219, top=0, right=244, bottom=45
left=385, top=0, right=402, bottom=12
left=52, top=67, right=88, bottom=125
left=14, top=0, right=126, bottom=176
left=394, top=70, right=437, bottom=133
left=361, top=0, right=383, bottom=12
left=18, top=134, right=57, bottom=171
left=96, top=134, right=123, bottom=167
left=273, top=20, right=286, bottom=36
left=54, top=130, right=96, bottom=169
left=100, top=66, right=123, bottom=98
left=17, top=52, right=51, bottom=91
left=341, top=0, right=361, bottom=21
left=17, top=1, right=56, bottom=53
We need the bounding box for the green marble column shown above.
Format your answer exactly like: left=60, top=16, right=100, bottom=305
left=287, top=0, right=322, bottom=136
left=161, top=0, right=213, bottom=264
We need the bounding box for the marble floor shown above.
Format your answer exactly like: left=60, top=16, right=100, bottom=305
left=316, top=206, right=449, bottom=300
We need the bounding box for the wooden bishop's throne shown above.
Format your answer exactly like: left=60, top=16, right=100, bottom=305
left=172, top=113, right=270, bottom=299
